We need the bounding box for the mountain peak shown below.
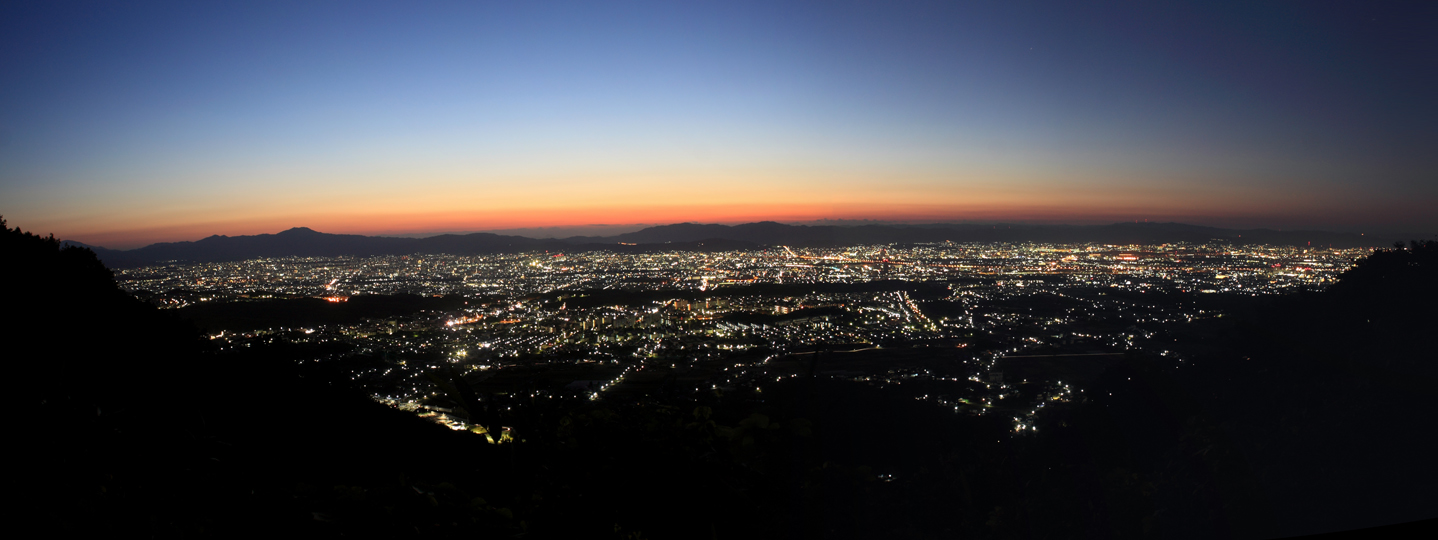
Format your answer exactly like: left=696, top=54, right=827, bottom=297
left=278, top=227, right=320, bottom=235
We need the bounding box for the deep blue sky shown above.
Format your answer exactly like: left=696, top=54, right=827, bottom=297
left=1, top=1, right=1433, bottom=247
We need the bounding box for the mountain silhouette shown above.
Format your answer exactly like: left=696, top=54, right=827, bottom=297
left=69, top=221, right=1392, bottom=267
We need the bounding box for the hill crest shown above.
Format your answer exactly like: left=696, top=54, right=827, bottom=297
left=66, top=221, right=1389, bottom=267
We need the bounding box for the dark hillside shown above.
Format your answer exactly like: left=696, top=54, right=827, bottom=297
left=2, top=218, right=504, bottom=536
left=1163, top=241, right=1438, bottom=536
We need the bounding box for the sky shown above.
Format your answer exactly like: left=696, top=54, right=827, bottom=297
left=1, top=1, right=1434, bottom=248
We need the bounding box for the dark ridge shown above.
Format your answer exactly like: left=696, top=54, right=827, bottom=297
left=69, top=221, right=1399, bottom=268
left=3, top=217, right=501, bottom=536
left=606, top=221, right=1395, bottom=248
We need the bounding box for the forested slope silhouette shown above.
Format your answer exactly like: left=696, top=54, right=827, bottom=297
left=1163, top=240, right=1438, bottom=536
left=2, top=218, right=504, bottom=537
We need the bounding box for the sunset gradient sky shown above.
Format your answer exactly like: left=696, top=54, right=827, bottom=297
left=2, top=1, right=1434, bottom=248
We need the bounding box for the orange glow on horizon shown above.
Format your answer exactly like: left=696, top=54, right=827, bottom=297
left=53, top=198, right=1349, bottom=249
left=34, top=172, right=1425, bottom=249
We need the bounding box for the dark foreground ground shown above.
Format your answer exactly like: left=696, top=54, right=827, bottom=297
left=4, top=219, right=1435, bottom=539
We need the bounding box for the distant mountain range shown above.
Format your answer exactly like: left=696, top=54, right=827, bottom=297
left=67, top=221, right=1392, bottom=268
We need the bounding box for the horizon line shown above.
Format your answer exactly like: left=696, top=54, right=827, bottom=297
left=53, top=218, right=1412, bottom=252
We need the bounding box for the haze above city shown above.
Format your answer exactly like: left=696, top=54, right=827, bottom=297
left=2, top=1, right=1434, bottom=249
